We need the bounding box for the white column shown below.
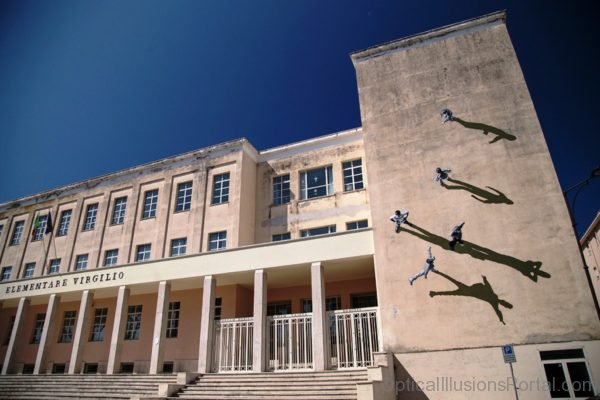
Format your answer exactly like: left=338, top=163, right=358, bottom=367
left=150, top=281, right=170, bottom=374
left=107, top=286, right=129, bottom=374
left=311, top=262, right=328, bottom=371
left=253, top=270, right=267, bottom=372
left=68, top=290, right=93, bottom=374
left=2, top=297, right=29, bottom=375
left=197, top=275, right=216, bottom=373
left=34, top=294, right=60, bottom=374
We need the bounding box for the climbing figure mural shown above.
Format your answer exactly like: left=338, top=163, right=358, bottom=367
left=390, top=210, right=411, bottom=233
left=434, top=167, right=452, bottom=186
left=440, top=108, right=454, bottom=123
left=409, top=247, right=437, bottom=286
left=449, top=221, right=465, bottom=250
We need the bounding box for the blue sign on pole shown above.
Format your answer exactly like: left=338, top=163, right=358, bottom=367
left=502, top=345, right=517, bottom=363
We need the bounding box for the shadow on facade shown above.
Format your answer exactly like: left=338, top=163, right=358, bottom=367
left=442, top=178, right=513, bottom=205
left=453, top=117, right=516, bottom=144
left=401, top=224, right=550, bottom=282
left=429, top=271, right=513, bottom=325
left=394, top=360, right=431, bottom=400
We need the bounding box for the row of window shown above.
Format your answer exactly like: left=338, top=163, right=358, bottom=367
left=0, top=218, right=368, bottom=281
left=3, top=173, right=231, bottom=246
left=273, top=159, right=364, bottom=205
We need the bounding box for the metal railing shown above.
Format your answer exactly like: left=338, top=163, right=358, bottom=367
left=328, top=307, right=379, bottom=369
left=268, top=313, right=313, bottom=371
left=212, top=317, right=254, bottom=372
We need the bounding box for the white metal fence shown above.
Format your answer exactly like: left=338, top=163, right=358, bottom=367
left=328, top=307, right=379, bottom=369
left=268, top=313, right=313, bottom=371
left=212, top=317, right=254, bottom=372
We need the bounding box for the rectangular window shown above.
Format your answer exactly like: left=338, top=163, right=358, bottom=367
left=166, top=301, right=180, bottom=338
left=273, top=175, right=291, bottom=205
left=135, top=244, right=151, bottom=262
left=301, top=296, right=342, bottom=313
left=346, top=220, right=368, bottom=230
left=103, top=249, right=118, bottom=267
left=124, top=305, right=142, bottom=340
left=111, top=197, right=127, bottom=225
left=32, top=215, right=48, bottom=241
left=83, top=363, right=98, bottom=374
left=48, top=259, right=61, bottom=275
left=59, top=311, right=77, bottom=343
left=211, top=173, right=230, bottom=204
left=175, top=181, right=193, bottom=212
left=300, top=166, right=333, bottom=200
left=267, top=301, right=292, bottom=316
left=351, top=293, right=378, bottom=308
left=214, top=297, right=222, bottom=320
left=272, top=232, right=291, bottom=242
left=23, top=262, right=35, bottom=278
left=142, top=189, right=159, bottom=219
left=1, top=266, right=12, bottom=282
left=83, top=203, right=98, bottom=231
left=300, top=225, right=336, bottom=238
left=52, top=364, right=66, bottom=374
left=342, top=159, right=364, bottom=192
left=89, top=308, right=108, bottom=342
left=9, top=221, right=24, bottom=246
left=31, top=313, right=46, bottom=344
left=540, top=349, right=595, bottom=398
left=208, top=231, right=227, bottom=251
left=75, top=254, right=88, bottom=271
left=57, top=210, right=72, bottom=236
left=170, top=238, right=187, bottom=257
left=0, top=224, right=3, bottom=237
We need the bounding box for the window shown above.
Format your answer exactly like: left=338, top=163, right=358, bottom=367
left=166, top=302, right=180, bottom=338
left=301, top=296, right=342, bottom=313
left=51, top=363, right=66, bottom=374
left=272, top=233, right=291, bottom=241
left=135, top=244, right=151, bottom=262
left=175, top=181, right=193, bottom=212
left=300, top=225, right=336, bottom=238
left=103, top=249, right=118, bottom=267
left=142, top=189, right=159, bottom=219
left=208, top=231, right=227, bottom=251
left=75, top=254, right=88, bottom=271
left=32, top=215, right=48, bottom=241
left=31, top=313, right=46, bottom=344
left=48, top=259, right=61, bottom=275
left=22, top=364, right=34, bottom=374
left=83, top=363, right=98, bottom=374
left=57, top=210, right=72, bottom=236
left=59, top=311, right=77, bottom=343
left=4, top=316, right=15, bottom=345
left=89, top=308, right=108, bottom=341
left=111, top=197, right=127, bottom=225
left=0, top=224, right=3, bottom=237
left=83, top=203, right=98, bottom=231
left=124, top=305, right=142, bottom=340
left=1, top=266, right=12, bottom=282
left=9, top=221, right=24, bottom=245
left=540, top=349, right=595, bottom=398
left=162, top=362, right=174, bottom=373
left=23, top=262, right=35, bottom=278
left=300, top=166, right=333, bottom=200
left=351, top=293, right=378, bottom=308
left=214, top=297, right=222, bottom=320
left=342, top=159, right=364, bottom=192
left=346, top=220, right=368, bottom=230
left=267, top=301, right=292, bottom=316
left=170, top=238, right=187, bottom=257
left=120, top=363, right=134, bottom=373
left=273, top=175, right=290, bottom=205
left=211, top=173, right=230, bottom=204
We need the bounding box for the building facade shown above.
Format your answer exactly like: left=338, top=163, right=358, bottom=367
left=1, top=11, right=599, bottom=400
left=582, top=212, right=600, bottom=312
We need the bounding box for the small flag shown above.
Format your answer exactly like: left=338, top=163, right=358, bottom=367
left=45, top=213, right=53, bottom=235
left=32, top=216, right=40, bottom=235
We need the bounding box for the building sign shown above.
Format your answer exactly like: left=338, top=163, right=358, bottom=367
left=502, top=344, right=517, bottom=363
left=3, top=271, right=126, bottom=295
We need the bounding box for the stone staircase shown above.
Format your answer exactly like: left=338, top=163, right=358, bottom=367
left=168, top=370, right=368, bottom=400
left=0, top=374, right=178, bottom=399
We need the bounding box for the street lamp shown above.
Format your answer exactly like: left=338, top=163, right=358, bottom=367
left=563, top=166, right=600, bottom=320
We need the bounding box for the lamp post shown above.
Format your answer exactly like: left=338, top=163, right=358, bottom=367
left=563, top=166, right=600, bottom=320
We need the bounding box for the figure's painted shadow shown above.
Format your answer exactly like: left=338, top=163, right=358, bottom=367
left=443, top=177, right=513, bottom=205
left=402, top=223, right=550, bottom=282
left=453, top=117, right=516, bottom=144
left=429, top=271, right=513, bottom=324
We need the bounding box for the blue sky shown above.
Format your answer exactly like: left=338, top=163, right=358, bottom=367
left=0, top=0, right=598, bottom=235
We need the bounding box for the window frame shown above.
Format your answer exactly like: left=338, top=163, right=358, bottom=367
left=9, top=221, right=25, bottom=246
left=59, top=310, right=77, bottom=343
left=82, top=203, right=99, bottom=231
left=75, top=254, right=88, bottom=271
left=272, top=232, right=291, bottom=242
left=89, top=308, right=108, bottom=342
left=175, top=181, right=193, bottom=212
left=166, top=301, right=180, bottom=338
left=48, top=259, right=61, bottom=275
left=211, top=173, right=230, bottom=205
left=272, top=174, right=291, bottom=205
left=540, top=349, right=596, bottom=398
left=135, top=244, right=152, bottom=262
left=142, top=189, right=159, bottom=219
left=111, top=197, right=127, bottom=225
left=103, top=249, right=119, bottom=267
left=299, top=165, right=334, bottom=200
left=170, top=238, right=187, bottom=257
left=31, top=313, right=46, bottom=344
left=208, top=231, right=227, bottom=251
left=32, top=215, right=48, bottom=241
left=1, top=266, right=12, bottom=282
left=346, top=220, right=368, bottom=230
left=57, top=210, right=72, bottom=237
left=342, top=159, right=364, bottom=192
left=300, top=225, right=337, bottom=238
left=124, top=305, right=142, bottom=340
left=23, top=262, right=35, bottom=278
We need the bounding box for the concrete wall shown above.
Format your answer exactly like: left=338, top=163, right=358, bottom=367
left=352, top=12, right=600, bottom=353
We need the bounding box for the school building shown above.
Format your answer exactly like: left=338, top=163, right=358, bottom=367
left=1, top=11, right=599, bottom=400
